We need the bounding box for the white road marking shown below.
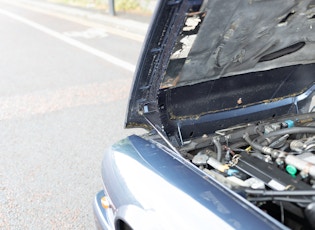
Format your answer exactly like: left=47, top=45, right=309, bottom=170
left=0, top=8, right=136, bottom=72
left=2, top=0, right=146, bottom=42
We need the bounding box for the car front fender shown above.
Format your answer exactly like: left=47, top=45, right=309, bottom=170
left=100, top=135, right=287, bottom=230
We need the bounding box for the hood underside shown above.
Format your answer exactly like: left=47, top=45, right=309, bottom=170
left=126, top=0, right=315, bottom=142
left=165, top=0, right=315, bottom=87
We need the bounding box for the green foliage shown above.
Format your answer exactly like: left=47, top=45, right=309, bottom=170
left=49, top=0, right=153, bottom=12
left=116, top=0, right=140, bottom=11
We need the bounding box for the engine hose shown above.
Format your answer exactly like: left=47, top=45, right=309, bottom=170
left=257, top=127, right=315, bottom=143
left=229, top=141, right=249, bottom=150
left=243, top=133, right=265, bottom=152
left=249, top=152, right=265, bottom=160
left=213, top=137, right=222, bottom=161
left=243, top=133, right=285, bottom=157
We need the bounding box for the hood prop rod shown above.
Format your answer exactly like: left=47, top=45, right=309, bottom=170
left=144, top=115, right=181, bottom=155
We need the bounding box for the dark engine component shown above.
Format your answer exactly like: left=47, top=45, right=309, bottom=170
left=187, top=112, right=315, bottom=229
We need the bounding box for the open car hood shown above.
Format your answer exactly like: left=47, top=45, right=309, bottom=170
left=126, top=0, right=315, bottom=143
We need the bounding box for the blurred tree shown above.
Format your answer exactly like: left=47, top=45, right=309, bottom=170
left=108, top=0, right=115, bottom=15
left=116, top=0, right=140, bottom=11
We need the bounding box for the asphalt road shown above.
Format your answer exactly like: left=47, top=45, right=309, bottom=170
left=0, top=0, right=148, bottom=228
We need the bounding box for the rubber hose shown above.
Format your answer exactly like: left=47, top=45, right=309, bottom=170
left=257, top=127, right=315, bottom=143
left=213, top=138, right=222, bottom=161
left=243, top=133, right=264, bottom=152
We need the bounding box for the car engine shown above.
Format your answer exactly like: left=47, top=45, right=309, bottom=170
left=181, top=112, right=315, bottom=229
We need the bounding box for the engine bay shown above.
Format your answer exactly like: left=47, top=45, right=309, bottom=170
left=180, top=111, right=315, bottom=229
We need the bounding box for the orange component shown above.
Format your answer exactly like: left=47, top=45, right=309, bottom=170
left=101, top=196, right=110, bottom=209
